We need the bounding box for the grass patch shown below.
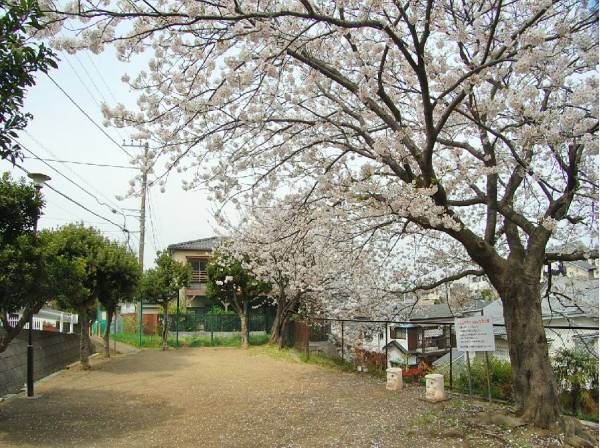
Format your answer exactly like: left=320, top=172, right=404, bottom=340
left=253, top=346, right=386, bottom=379
left=299, top=352, right=357, bottom=373
left=249, top=345, right=301, bottom=363
left=112, top=333, right=269, bottom=348
left=414, top=410, right=437, bottom=427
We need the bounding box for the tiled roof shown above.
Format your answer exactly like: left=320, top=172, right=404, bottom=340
left=167, top=236, right=225, bottom=251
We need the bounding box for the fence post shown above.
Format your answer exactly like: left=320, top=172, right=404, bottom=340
left=139, top=300, right=144, bottom=347
left=341, top=320, right=345, bottom=362
left=176, top=295, right=180, bottom=348
left=484, top=351, right=492, bottom=402
left=448, top=324, right=453, bottom=389
left=210, top=315, right=214, bottom=345
left=384, top=321, right=388, bottom=369
left=305, top=319, right=310, bottom=359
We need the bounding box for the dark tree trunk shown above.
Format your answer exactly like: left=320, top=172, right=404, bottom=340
left=0, top=305, right=44, bottom=353
left=499, top=267, right=561, bottom=428
left=79, top=306, right=91, bottom=370
left=571, top=385, right=581, bottom=416
left=161, top=303, right=169, bottom=351
left=269, top=303, right=285, bottom=346
left=103, top=306, right=114, bottom=358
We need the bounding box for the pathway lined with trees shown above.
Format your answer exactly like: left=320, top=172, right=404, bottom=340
left=0, top=347, right=589, bottom=448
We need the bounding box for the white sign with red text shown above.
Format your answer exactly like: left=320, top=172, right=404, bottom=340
left=454, top=317, right=495, bottom=352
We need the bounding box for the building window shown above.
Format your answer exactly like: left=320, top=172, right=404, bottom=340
left=188, top=258, right=208, bottom=284
left=390, top=327, right=407, bottom=339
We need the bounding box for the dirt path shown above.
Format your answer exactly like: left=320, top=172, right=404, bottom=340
left=0, top=347, right=586, bottom=447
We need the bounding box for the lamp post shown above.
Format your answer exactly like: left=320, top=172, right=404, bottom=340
left=26, top=172, right=51, bottom=398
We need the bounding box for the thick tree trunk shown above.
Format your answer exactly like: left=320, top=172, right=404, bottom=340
left=269, top=304, right=285, bottom=346
left=500, top=271, right=561, bottom=428
left=79, top=306, right=91, bottom=370
left=240, top=299, right=249, bottom=349
left=103, top=307, right=114, bottom=358
left=161, top=303, right=169, bottom=351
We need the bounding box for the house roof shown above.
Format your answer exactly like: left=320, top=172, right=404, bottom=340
left=541, top=277, right=598, bottom=318
left=432, top=348, right=466, bottom=368
left=547, top=241, right=599, bottom=257
left=409, top=300, right=488, bottom=321
left=479, top=278, right=598, bottom=325
left=410, top=303, right=455, bottom=320
left=167, top=236, right=225, bottom=252
left=565, top=259, right=596, bottom=272
left=384, top=340, right=410, bottom=354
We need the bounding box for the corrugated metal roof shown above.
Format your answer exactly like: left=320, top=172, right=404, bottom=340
left=167, top=236, right=225, bottom=251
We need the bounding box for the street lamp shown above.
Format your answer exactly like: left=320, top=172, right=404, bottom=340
left=26, top=172, right=51, bottom=398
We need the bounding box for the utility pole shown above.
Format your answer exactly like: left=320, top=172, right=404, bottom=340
left=124, top=141, right=149, bottom=345
left=138, top=143, right=148, bottom=271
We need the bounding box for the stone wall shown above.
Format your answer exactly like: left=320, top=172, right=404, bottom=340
left=0, top=329, right=85, bottom=397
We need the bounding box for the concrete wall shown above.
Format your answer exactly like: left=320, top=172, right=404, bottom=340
left=0, top=329, right=85, bottom=397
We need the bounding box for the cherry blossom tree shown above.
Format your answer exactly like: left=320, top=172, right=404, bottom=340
left=222, top=195, right=389, bottom=346
left=46, top=0, right=598, bottom=431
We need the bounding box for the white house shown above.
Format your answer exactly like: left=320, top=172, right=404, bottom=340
left=6, top=308, right=78, bottom=333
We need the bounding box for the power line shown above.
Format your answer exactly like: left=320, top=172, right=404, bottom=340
left=147, top=188, right=161, bottom=252
left=46, top=74, right=133, bottom=159
left=63, top=54, right=103, bottom=109
left=23, top=131, right=127, bottom=213
left=74, top=53, right=108, bottom=105
left=85, top=51, right=119, bottom=104
left=13, top=162, right=131, bottom=234
left=16, top=138, right=125, bottom=217
left=22, top=156, right=136, bottom=170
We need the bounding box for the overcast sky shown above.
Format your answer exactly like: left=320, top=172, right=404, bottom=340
left=0, top=47, right=223, bottom=269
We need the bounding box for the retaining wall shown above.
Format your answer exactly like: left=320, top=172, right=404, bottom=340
left=0, top=329, right=85, bottom=397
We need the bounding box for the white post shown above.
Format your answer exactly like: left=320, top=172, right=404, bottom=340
left=69, top=314, right=74, bottom=333
left=59, top=312, right=64, bottom=333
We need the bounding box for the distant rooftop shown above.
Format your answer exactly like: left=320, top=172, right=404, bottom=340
left=547, top=241, right=599, bottom=257
left=167, top=236, right=225, bottom=252
left=409, top=299, right=489, bottom=321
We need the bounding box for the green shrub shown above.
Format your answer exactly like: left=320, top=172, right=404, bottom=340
left=122, top=315, right=137, bottom=334
left=553, top=348, right=599, bottom=418
left=455, top=355, right=512, bottom=400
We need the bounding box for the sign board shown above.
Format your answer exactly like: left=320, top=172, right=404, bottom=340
left=454, top=317, right=495, bottom=352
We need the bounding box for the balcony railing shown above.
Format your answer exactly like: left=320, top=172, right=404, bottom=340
left=191, top=271, right=208, bottom=284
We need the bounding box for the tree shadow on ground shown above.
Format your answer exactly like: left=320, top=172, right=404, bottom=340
left=88, top=349, right=193, bottom=375
left=0, top=387, right=182, bottom=447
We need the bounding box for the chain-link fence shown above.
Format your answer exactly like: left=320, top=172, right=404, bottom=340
left=295, top=316, right=598, bottom=418
left=101, top=306, right=276, bottom=347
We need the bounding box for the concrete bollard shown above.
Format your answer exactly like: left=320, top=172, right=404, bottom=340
left=425, top=373, right=446, bottom=402
left=386, top=367, right=403, bottom=391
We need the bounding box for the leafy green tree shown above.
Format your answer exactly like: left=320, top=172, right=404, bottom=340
left=0, top=173, right=43, bottom=351
left=96, top=242, right=141, bottom=357
left=137, top=251, right=191, bottom=350
left=48, top=224, right=108, bottom=369
left=0, top=0, right=57, bottom=163
left=206, top=248, right=270, bottom=349
left=553, top=348, right=599, bottom=416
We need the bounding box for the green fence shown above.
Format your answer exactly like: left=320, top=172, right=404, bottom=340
left=168, top=309, right=275, bottom=333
